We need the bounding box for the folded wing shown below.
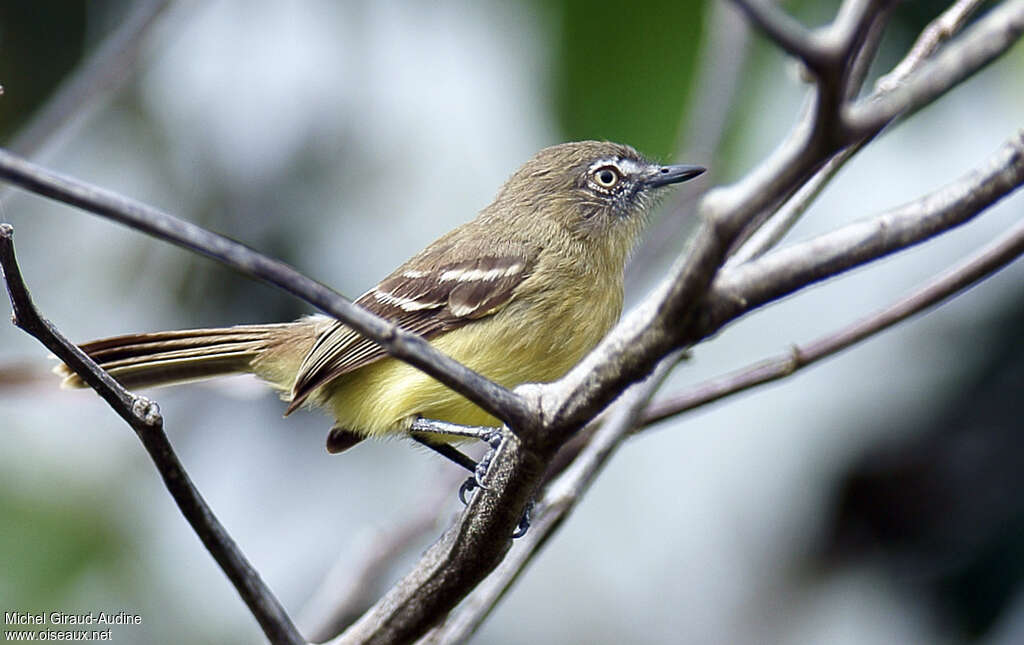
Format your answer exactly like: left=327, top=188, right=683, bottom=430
left=287, top=248, right=535, bottom=412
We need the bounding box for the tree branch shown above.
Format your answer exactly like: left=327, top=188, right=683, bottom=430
left=0, top=149, right=531, bottom=431
left=875, top=0, right=989, bottom=94
left=299, top=474, right=459, bottom=643
left=0, top=0, right=175, bottom=210
left=331, top=430, right=545, bottom=645
left=0, top=224, right=305, bottom=645
left=729, top=0, right=987, bottom=266
left=5, top=0, right=174, bottom=158
left=420, top=354, right=682, bottom=644
left=644, top=212, right=1024, bottom=426
left=628, top=0, right=749, bottom=289
left=844, top=0, right=1024, bottom=137
left=706, top=131, right=1024, bottom=328
left=729, top=0, right=827, bottom=71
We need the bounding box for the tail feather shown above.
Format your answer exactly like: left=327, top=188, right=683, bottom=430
left=55, top=323, right=303, bottom=391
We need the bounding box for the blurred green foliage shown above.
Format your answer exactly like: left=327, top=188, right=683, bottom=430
left=0, top=1, right=88, bottom=141
left=0, top=487, right=132, bottom=608
left=546, top=0, right=706, bottom=160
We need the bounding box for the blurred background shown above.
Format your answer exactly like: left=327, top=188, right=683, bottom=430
left=1, top=1, right=1023, bottom=643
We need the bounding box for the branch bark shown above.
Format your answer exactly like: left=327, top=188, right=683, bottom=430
left=844, top=0, right=1024, bottom=137
left=729, top=0, right=988, bottom=266
left=705, top=131, right=1024, bottom=330
left=644, top=208, right=1024, bottom=426
left=0, top=224, right=305, bottom=645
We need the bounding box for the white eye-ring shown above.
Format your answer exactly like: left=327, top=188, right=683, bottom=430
left=592, top=165, right=622, bottom=188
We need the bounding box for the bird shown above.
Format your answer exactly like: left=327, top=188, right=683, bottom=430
left=56, top=141, right=704, bottom=460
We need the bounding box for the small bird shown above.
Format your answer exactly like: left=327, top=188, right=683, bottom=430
left=57, top=141, right=704, bottom=458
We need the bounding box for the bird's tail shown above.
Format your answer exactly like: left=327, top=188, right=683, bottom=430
left=55, top=321, right=317, bottom=392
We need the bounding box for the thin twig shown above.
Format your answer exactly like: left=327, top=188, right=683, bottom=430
left=724, top=0, right=889, bottom=260
left=0, top=224, right=304, bottom=645
left=729, top=0, right=992, bottom=266
left=0, top=149, right=529, bottom=431
left=643, top=210, right=1024, bottom=426
left=725, top=145, right=850, bottom=267
left=876, top=0, right=988, bottom=94
left=844, top=0, right=1024, bottom=137
left=678, top=2, right=751, bottom=166
left=729, top=0, right=826, bottom=70
left=707, top=131, right=1024, bottom=326
left=842, top=2, right=892, bottom=101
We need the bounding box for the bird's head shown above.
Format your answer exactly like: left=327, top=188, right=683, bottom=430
left=489, top=140, right=705, bottom=265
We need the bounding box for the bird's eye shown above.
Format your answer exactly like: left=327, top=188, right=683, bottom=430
left=593, top=166, right=621, bottom=188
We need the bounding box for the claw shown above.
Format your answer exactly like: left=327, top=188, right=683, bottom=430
left=473, top=451, right=494, bottom=491
left=482, top=428, right=504, bottom=450
left=512, top=501, right=534, bottom=539
left=409, top=420, right=519, bottom=532
left=458, top=477, right=478, bottom=505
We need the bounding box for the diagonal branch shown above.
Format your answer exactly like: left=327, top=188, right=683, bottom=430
left=0, top=224, right=305, bottom=645
left=644, top=213, right=1024, bottom=426
left=875, top=0, right=988, bottom=94
left=729, top=0, right=989, bottom=266
left=0, top=149, right=530, bottom=431
left=706, top=131, right=1024, bottom=329
left=729, top=0, right=827, bottom=70
left=330, top=428, right=544, bottom=645
left=844, top=0, right=1024, bottom=137
left=298, top=473, right=459, bottom=643
left=537, top=5, right=1023, bottom=437
left=628, top=0, right=749, bottom=288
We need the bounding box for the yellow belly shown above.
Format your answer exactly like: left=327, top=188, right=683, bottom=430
left=318, top=285, right=620, bottom=439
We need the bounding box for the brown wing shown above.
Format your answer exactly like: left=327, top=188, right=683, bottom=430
left=286, top=249, right=534, bottom=412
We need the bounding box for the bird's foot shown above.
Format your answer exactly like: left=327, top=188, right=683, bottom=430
left=410, top=418, right=504, bottom=488
left=410, top=419, right=530, bottom=537
left=457, top=477, right=533, bottom=539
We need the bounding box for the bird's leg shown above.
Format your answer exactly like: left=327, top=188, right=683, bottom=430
left=410, top=435, right=478, bottom=473
left=409, top=418, right=503, bottom=444
left=409, top=418, right=504, bottom=488
left=410, top=418, right=534, bottom=537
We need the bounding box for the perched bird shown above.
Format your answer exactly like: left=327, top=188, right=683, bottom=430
left=57, top=141, right=704, bottom=457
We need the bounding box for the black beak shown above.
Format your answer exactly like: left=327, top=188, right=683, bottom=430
left=644, top=163, right=706, bottom=188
